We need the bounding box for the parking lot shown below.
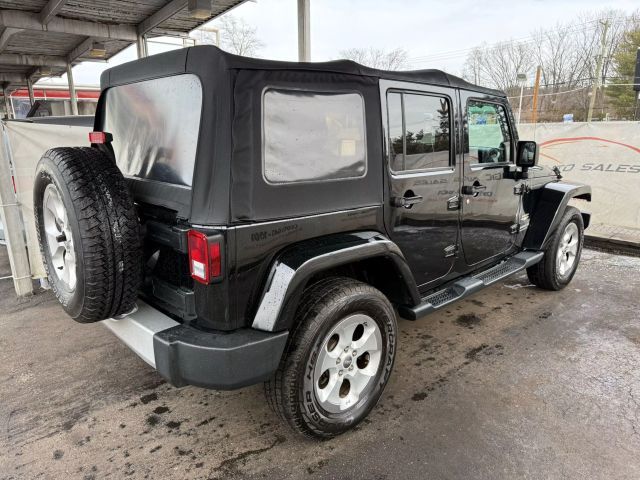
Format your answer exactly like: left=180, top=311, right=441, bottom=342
left=1, top=245, right=639, bottom=479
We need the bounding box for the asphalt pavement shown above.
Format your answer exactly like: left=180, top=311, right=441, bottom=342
left=1, top=246, right=639, bottom=479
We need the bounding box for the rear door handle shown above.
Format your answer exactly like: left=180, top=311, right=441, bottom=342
left=391, top=194, right=424, bottom=208
left=462, top=182, right=487, bottom=196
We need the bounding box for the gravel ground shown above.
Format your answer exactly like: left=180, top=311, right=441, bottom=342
left=1, top=246, right=639, bottom=480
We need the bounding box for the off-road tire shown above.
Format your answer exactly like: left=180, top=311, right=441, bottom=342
left=527, top=206, right=584, bottom=291
left=34, top=147, right=142, bottom=322
left=264, top=277, right=397, bottom=438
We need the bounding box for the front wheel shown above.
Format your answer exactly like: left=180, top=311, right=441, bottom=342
left=265, top=277, right=397, bottom=438
left=527, top=206, right=584, bottom=290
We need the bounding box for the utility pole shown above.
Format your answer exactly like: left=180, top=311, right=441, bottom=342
left=531, top=66, right=542, bottom=124
left=587, top=20, right=609, bottom=123
left=634, top=48, right=640, bottom=121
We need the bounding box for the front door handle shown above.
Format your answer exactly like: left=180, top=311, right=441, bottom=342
left=462, top=181, right=487, bottom=196
left=391, top=194, right=424, bottom=208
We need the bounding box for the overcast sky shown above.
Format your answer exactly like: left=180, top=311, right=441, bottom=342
left=58, top=0, right=639, bottom=87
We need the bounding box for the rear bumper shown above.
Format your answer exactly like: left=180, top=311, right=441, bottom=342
left=102, top=301, right=288, bottom=390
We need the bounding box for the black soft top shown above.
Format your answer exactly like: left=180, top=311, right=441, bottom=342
left=101, top=45, right=503, bottom=97
left=98, top=46, right=505, bottom=224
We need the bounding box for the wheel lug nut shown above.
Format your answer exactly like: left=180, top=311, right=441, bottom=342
left=344, top=347, right=349, bottom=352
left=352, top=350, right=357, bottom=357
left=349, top=366, right=353, bottom=371
left=339, top=370, right=343, bottom=376
left=336, top=358, right=341, bottom=365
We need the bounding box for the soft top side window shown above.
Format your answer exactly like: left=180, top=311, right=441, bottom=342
left=466, top=100, right=513, bottom=165
left=262, top=88, right=367, bottom=185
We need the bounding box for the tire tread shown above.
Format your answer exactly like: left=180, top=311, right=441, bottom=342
left=265, top=277, right=396, bottom=438
left=34, top=147, right=141, bottom=322
left=527, top=206, right=584, bottom=291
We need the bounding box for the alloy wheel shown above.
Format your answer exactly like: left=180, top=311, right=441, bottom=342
left=557, top=222, right=579, bottom=277
left=313, top=313, right=383, bottom=414
left=43, top=183, right=77, bottom=290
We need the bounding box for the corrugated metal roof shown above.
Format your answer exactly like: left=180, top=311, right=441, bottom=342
left=0, top=0, right=246, bottom=90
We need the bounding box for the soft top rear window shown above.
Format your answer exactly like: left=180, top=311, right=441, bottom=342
left=102, top=74, right=202, bottom=187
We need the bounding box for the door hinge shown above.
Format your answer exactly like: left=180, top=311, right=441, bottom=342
left=447, top=195, right=460, bottom=211
left=514, top=183, right=529, bottom=195
left=444, top=244, right=458, bottom=258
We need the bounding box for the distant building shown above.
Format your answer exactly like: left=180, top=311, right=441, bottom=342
left=3, top=86, right=99, bottom=119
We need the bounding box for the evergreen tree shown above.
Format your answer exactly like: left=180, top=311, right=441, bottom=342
left=606, top=29, right=640, bottom=118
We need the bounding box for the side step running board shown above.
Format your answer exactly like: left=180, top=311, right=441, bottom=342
left=399, top=250, right=544, bottom=320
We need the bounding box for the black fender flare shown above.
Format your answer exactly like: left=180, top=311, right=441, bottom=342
left=523, top=182, right=591, bottom=251
left=250, top=231, right=420, bottom=332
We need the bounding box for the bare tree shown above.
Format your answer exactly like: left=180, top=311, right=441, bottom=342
left=460, top=10, right=640, bottom=120
left=582, top=10, right=640, bottom=84
left=339, top=47, right=409, bottom=70
left=218, top=15, right=264, bottom=57
left=461, top=40, right=534, bottom=95
left=462, top=47, right=485, bottom=85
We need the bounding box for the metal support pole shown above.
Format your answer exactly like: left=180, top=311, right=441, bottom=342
left=0, top=124, right=33, bottom=296
left=27, top=77, right=35, bottom=106
left=587, top=20, right=609, bottom=123
left=66, top=63, right=78, bottom=116
left=297, top=0, right=310, bottom=62
left=2, top=87, right=11, bottom=119
left=517, top=83, right=524, bottom=125
left=136, top=34, right=147, bottom=58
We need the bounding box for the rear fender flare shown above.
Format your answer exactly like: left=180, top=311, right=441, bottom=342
left=523, top=182, right=591, bottom=251
left=251, top=231, right=420, bottom=332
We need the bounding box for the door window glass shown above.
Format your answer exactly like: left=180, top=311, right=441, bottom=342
left=466, top=100, right=512, bottom=164
left=388, top=93, right=451, bottom=173
left=387, top=92, right=451, bottom=173
left=387, top=92, right=404, bottom=170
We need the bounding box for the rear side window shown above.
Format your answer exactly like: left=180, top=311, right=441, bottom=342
left=262, top=89, right=367, bottom=184
left=387, top=91, right=451, bottom=173
left=102, top=74, right=202, bottom=187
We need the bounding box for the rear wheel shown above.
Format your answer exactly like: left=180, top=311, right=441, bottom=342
left=527, top=206, right=584, bottom=290
left=34, top=147, right=142, bottom=322
left=265, top=277, right=397, bottom=438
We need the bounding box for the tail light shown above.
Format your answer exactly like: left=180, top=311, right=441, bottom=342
left=89, top=131, right=113, bottom=144
left=187, top=230, right=222, bottom=284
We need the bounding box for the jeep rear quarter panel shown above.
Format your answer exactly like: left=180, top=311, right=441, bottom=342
left=229, top=68, right=386, bottom=329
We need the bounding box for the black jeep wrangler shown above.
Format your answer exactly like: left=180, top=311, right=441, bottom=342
left=34, top=46, right=591, bottom=438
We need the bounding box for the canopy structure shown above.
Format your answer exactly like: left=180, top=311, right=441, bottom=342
left=0, top=0, right=247, bottom=113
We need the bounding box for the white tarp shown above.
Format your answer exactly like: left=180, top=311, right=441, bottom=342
left=519, top=121, right=640, bottom=245
left=2, top=119, right=638, bottom=284
left=4, top=121, right=91, bottom=278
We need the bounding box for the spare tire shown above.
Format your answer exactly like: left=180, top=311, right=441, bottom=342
left=34, top=147, right=142, bottom=322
